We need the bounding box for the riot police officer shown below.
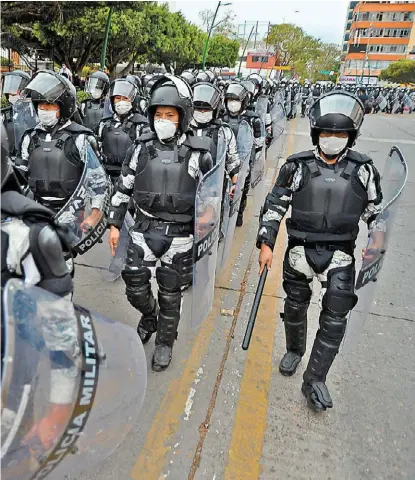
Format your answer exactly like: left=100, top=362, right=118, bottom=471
left=223, top=81, right=263, bottom=226
left=190, top=81, right=240, bottom=199
left=107, top=75, right=213, bottom=371
left=98, top=78, right=148, bottom=183
left=15, top=70, right=105, bottom=218
left=1, top=121, right=76, bottom=458
left=257, top=91, right=384, bottom=412
left=80, top=70, right=110, bottom=132
left=1, top=70, right=32, bottom=157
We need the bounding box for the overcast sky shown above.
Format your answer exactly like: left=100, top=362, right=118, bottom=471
left=167, top=0, right=350, bottom=45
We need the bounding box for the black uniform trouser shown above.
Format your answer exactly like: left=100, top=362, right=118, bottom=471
left=121, top=225, right=193, bottom=347
left=281, top=244, right=357, bottom=384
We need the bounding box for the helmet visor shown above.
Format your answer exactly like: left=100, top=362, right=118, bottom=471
left=225, top=83, right=246, bottom=100
left=193, top=84, right=221, bottom=109
left=163, top=75, right=193, bottom=99
left=86, top=77, right=106, bottom=93
left=24, top=72, right=65, bottom=103
left=1, top=75, right=26, bottom=95
left=310, top=94, right=364, bottom=130
left=110, top=80, right=137, bottom=101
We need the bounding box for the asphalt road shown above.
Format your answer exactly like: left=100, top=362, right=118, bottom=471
left=71, top=111, right=415, bottom=480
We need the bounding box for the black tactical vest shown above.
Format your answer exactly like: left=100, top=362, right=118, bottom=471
left=196, top=122, right=220, bottom=165
left=82, top=99, right=105, bottom=131
left=223, top=114, right=240, bottom=137
left=286, top=151, right=369, bottom=243
left=133, top=136, right=199, bottom=223
left=101, top=116, right=137, bottom=168
left=27, top=130, right=83, bottom=208
left=1, top=106, right=15, bottom=155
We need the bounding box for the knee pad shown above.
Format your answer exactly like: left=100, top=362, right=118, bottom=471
left=283, top=260, right=312, bottom=303
left=122, top=267, right=154, bottom=312
left=156, top=267, right=182, bottom=311
left=323, top=266, right=357, bottom=316
left=124, top=243, right=144, bottom=269
left=169, top=249, right=193, bottom=286
left=319, top=312, right=347, bottom=343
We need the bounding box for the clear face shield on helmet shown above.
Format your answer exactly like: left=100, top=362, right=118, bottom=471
left=85, top=77, right=106, bottom=100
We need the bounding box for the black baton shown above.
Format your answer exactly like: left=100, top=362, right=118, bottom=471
left=242, top=266, right=268, bottom=350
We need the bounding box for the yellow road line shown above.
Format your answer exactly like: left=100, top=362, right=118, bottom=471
left=131, top=202, right=253, bottom=480
left=224, top=118, right=297, bottom=480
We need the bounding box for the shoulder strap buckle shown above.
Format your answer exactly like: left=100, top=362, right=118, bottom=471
left=306, top=159, right=321, bottom=178
left=146, top=140, right=157, bottom=159
left=340, top=161, right=356, bottom=180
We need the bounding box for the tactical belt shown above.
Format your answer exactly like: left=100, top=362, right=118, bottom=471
left=133, top=211, right=193, bottom=236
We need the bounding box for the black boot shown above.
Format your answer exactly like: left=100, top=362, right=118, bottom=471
left=302, top=310, right=347, bottom=411
left=279, top=298, right=308, bottom=376
left=137, top=301, right=159, bottom=344
left=236, top=213, right=243, bottom=227
left=152, top=268, right=182, bottom=372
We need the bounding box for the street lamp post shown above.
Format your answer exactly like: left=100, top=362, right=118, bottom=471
left=201, top=1, right=231, bottom=71
left=100, top=5, right=114, bottom=71
left=237, top=26, right=255, bottom=77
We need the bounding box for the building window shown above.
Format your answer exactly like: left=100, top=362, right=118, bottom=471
left=252, top=56, right=268, bottom=63
left=346, top=21, right=352, bottom=30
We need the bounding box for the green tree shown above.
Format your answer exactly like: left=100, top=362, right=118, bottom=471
left=379, top=59, right=415, bottom=84
left=199, top=7, right=237, bottom=38
left=205, top=34, right=239, bottom=68
left=265, top=23, right=307, bottom=68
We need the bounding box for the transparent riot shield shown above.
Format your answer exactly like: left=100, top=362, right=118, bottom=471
left=13, top=99, right=37, bottom=153
left=403, top=93, right=414, bottom=113
left=1, top=279, right=147, bottom=480
left=270, top=101, right=286, bottom=158
left=252, top=96, right=267, bottom=216
left=217, top=120, right=253, bottom=270
left=55, top=144, right=111, bottom=256
left=392, top=96, right=400, bottom=114
left=102, top=211, right=135, bottom=282
left=342, top=147, right=408, bottom=353
left=103, top=96, right=113, bottom=118
left=191, top=129, right=227, bottom=329
left=378, top=94, right=387, bottom=112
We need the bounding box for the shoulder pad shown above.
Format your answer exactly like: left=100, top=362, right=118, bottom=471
left=346, top=150, right=372, bottom=164
left=183, top=133, right=211, bottom=152
left=131, top=113, right=149, bottom=125
left=101, top=115, right=113, bottom=123
left=138, top=131, right=157, bottom=144
left=63, top=122, right=93, bottom=135
left=211, top=118, right=223, bottom=126
left=1, top=191, right=55, bottom=220
left=286, top=150, right=315, bottom=163
left=244, top=110, right=259, bottom=119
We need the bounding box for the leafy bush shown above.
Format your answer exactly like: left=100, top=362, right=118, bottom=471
left=0, top=56, right=13, bottom=67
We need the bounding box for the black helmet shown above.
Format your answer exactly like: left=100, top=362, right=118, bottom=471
left=225, top=82, right=250, bottom=111
left=23, top=70, right=77, bottom=120
left=247, top=73, right=263, bottom=95
left=1, top=121, right=20, bottom=191
left=180, top=71, right=196, bottom=87
left=125, top=74, right=142, bottom=91
left=85, top=70, right=110, bottom=98
left=1, top=70, right=31, bottom=100
left=147, top=74, right=193, bottom=133
left=108, top=78, right=138, bottom=111
left=193, top=82, right=222, bottom=118
left=196, top=71, right=211, bottom=83
left=309, top=91, right=365, bottom=147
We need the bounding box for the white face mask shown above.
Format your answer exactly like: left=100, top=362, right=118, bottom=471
left=114, top=100, right=132, bottom=116
left=91, top=89, right=103, bottom=100
left=319, top=135, right=348, bottom=156
left=154, top=119, right=178, bottom=141
left=8, top=94, right=20, bottom=105
left=193, top=110, right=213, bottom=124
left=38, top=109, right=59, bottom=127
left=227, top=100, right=242, bottom=114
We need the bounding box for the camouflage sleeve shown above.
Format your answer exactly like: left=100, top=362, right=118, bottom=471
left=256, top=161, right=300, bottom=250
left=224, top=126, right=240, bottom=178
left=358, top=163, right=386, bottom=233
